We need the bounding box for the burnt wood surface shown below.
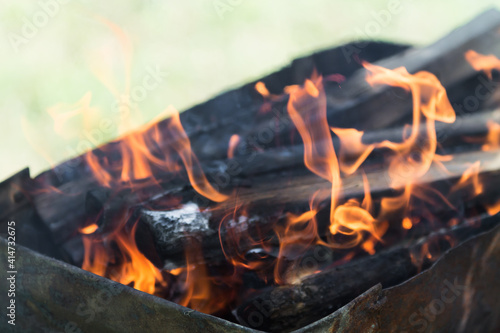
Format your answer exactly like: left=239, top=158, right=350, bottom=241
left=134, top=146, right=500, bottom=270
left=32, top=105, right=500, bottom=255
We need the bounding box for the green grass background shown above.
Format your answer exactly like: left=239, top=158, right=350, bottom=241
left=1, top=0, right=499, bottom=180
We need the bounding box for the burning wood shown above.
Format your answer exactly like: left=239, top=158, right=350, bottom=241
left=234, top=213, right=499, bottom=332
left=3, top=9, right=500, bottom=333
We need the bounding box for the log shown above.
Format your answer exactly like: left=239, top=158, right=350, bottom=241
left=137, top=147, right=500, bottom=268
left=229, top=8, right=500, bottom=156
left=33, top=106, right=500, bottom=252
left=34, top=41, right=410, bottom=187
left=31, top=8, right=500, bottom=191
left=234, top=213, right=500, bottom=332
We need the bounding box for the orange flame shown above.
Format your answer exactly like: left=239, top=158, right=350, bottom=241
left=402, top=217, right=413, bottom=230
left=84, top=107, right=228, bottom=202
left=331, top=128, right=375, bottom=175
left=227, top=134, right=240, bottom=159
left=285, top=73, right=381, bottom=251
left=364, top=62, right=455, bottom=187
left=176, top=239, right=232, bottom=314
left=81, top=220, right=166, bottom=295
left=255, top=81, right=270, bottom=98
left=482, top=121, right=500, bottom=151
left=80, top=223, right=98, bottom=235
left=465, top=50, right=500, bottom=80
left=450, top=161, right=483, bottom=196
left=81, top=218, right=166, bottom=295
left=164, top=108, right=229, bottom=202
left=273, top=193, right=323, bottom=284
left=486, top=200, right=500, bottom=215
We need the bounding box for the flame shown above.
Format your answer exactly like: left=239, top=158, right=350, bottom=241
left=255, top=81, right=288, bottom=114
left=364, top=62, right=455, bottom=188
left=482, top=121, right=500, bottom=151
left=35, top=17, right=500, bottom=318
left=331, top=128, right=375, bottom=175
left=176, top=239, right=230, bottom=314
left=218, top=201, right=274, bottom=281
left=76, top=18, right=227, bottom=313
left=111, top=222, right=165, bottom=294
left=84, top=106, right=228, bottom=202
left=486, top=200, right=500, bottom=215
left=465, top=50, right=500, bottom=80
left=286, top=76, right=340, bottom=186
left=80, top=223, right=98, bottom=235
left=81, top=237, right=109, bottom=277
left=255, top=81, right=270, bottom=98
left=227, top=134, right=240, bottom=159
left=285, top=73, right=381, bottom=252
left=273, top=193, right=324, bottom=284
left=80, top=106, right=228, bottom=304
left=450, top=161, right=483, bottom=196
left=402, top=217, right=413, bottom=230
left=81, top=219, right=166, bottom=295
left=164, top=108, right=229, bottom=202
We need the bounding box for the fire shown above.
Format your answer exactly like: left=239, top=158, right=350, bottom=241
left=31, top=15, right=500, bottom=319
left=163, top=109, right=229, bottom=202
left=363, top=62, right=455, bottom=188
left=80, top=223, right=98, bottom=234
left=331, top=128, right=374, bottom=175
left=111, top=222, right=165, bottom=294
left=273, top=194, right=323, bottom=285
left=81, top=220, right=166, bottom=295
left=450, top=161, right=483, bottom=196
left=255, top=81, right=270, bottom=98
left=285, top=73, right=382, bottom=252
left=402, top=217, right=413, bottom=230
left=73, top=18, right=228, bottom=309
left=465, top=50, right=500, bottom=79
left=227, top=134, right=240, bottom=159
left=482, top=121, right=500, bottom=151
left=84, top=106, right=228, bottom=202
left=176, top=239, right=231, bottom=314
left=486, top=200, right=500, bottom=215
left=80, top=106, right=229, bottom=301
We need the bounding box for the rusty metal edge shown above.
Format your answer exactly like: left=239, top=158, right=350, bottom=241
left=0, top=238, right=263, bottom=333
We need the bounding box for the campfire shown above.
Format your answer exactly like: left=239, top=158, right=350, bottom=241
left=2, top=9, right=500, bottom=333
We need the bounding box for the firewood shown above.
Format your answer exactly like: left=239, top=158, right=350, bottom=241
left=34, top=41, right=409, bottom=188
left=31, top=7, right=500, bottom=247
left=137, top=147, right=500, bottom=270
left=32, top=8, right=500, bottom=192
left=33, top=105, right=500, bottom=252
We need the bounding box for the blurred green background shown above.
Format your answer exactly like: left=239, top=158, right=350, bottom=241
left=1, top=0, right=499, bottom=180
